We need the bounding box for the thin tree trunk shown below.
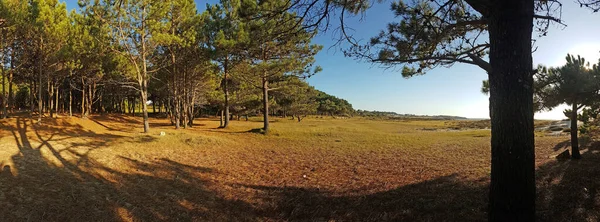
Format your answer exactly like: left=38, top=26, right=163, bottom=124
left=8, top=43, right=14, bottom=114
left=69, top=80, right=72, bottom=117
left=262, top=77, right=269, bottom=133
left=30, top=80, right=35, bottom=117
left=49, top=81, right=54, bottom=118
left=81, top=77, right=86, bottom=118
left=487, top=0, right=536, bottom=220
left=1, top=58, right=6, bottom=119
left=38, top=38, right=43, bottom=123
left=571, top=102, right=581, bottom=159
left=55, top=85, right=59, bottom=116
left=223, top=57, right=230, bottom=128
left=141, top=85, right=150, bottom=133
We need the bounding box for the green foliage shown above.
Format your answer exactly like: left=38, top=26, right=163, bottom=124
left=315, top=90, right=354, bottom=116
left=537, top=54, right=600, bottom=112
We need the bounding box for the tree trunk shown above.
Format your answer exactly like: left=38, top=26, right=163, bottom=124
left=1, top=59, right=6, bottom=119
left=55, top=86, right=59, bottom=115
left=38, top=42, right=43, bottom=123
left=262, top=77, right=269, bottom=133
left=219, top=109, right=224, bottom=127
left=81, top=77, right=86, bottom=118
left=487, top=0, right=536, bottom=221
left=223, top=58, right=230, bottom=128
left=8, top=44, right=14, bottom=114
left=69, top=81, right=72, bottom=117
left=571, top=102, right=581, bottom=159
left=141, top=85, right=150, bottom=133
left=49, top=81, right=54, bottom=118
left=30, top=80, right=35, bottom=117
left=8, top=71, right=13, bottom=113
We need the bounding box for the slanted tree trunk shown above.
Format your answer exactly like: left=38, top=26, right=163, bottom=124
left=571, top=102, right=581, bottom=159
left=487, top=0, right=536, bottom=220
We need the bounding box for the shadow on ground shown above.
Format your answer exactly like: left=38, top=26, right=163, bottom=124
left=0, top=118, right=599, bottom=221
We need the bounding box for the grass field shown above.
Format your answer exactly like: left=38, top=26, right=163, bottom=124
left=0, top=115, right=599, bottom=221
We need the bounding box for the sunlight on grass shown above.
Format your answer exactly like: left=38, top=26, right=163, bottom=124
left=0, top=115, right=583, bottom=221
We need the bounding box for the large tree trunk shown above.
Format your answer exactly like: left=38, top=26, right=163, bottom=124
left=571, top=102, right=581, bottom=159
left=487, top=0, right=536, bottom=221
left=262, top=77, right=269, bottom=133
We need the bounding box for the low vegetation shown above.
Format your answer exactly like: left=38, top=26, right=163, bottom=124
left=0, top=116, right=596, bottom=221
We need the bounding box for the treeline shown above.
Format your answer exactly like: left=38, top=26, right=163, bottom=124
left=0, top=0, right=350, bottom=134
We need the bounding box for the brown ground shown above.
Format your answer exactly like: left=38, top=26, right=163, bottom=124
left=0, top=114, right=598, bottom=221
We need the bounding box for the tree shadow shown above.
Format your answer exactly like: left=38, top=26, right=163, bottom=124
left=0, top=117, right=254, bottom=221
left=3, top=117, right=600, bottom=221
left=232, top=174, right=488, bottom=221
left=536, top=140, right=600, bottom=221
left=553, top=139, right=571, bottom=151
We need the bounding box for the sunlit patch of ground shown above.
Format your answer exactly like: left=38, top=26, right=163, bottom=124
left=0, top=114, right=596, bottom=221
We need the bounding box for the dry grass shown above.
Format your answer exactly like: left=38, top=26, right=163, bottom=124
left=0, top=115, right=597, bottom=221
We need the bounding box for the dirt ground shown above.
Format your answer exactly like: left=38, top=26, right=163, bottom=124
left=0, top=114, right=598, bottom=221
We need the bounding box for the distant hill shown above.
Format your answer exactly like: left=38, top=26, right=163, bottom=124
left=355, top=110, right=467, bottom=120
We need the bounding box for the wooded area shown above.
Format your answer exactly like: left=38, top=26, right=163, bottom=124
left=0, top=0, right=354, bottom=134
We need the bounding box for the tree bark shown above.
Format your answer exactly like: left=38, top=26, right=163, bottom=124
left=223, top=58, right=230, bottom=128
left=571, top=102, right=581, bottom=159
left=141, top=83, right=150, bottom=133
left=49, top=81, right=54, bottom=118
left=81, top=77, right=86, bottom=118
left=219, top=109, right=224, bottom=127
left=1, top=57, right=6, bottom=119
left=30, top=80, right=35, bottom=118
left=69, top=79, right=72, bottom=117
left=38, top=38, right=43, bottom=123
left=262, top=77, right=269, bottom=133
left=487, top=0, right=536, bottom=221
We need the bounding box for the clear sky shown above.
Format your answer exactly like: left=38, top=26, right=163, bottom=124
left=62, top=0, right=600, bottom=119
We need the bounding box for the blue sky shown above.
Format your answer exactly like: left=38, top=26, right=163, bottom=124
left=62, top=0, right=600, bottom=119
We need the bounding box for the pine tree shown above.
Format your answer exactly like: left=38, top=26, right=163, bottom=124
left=536, top=55, right=600, bottom=159
left=239, top=0, right=322, bottom=133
